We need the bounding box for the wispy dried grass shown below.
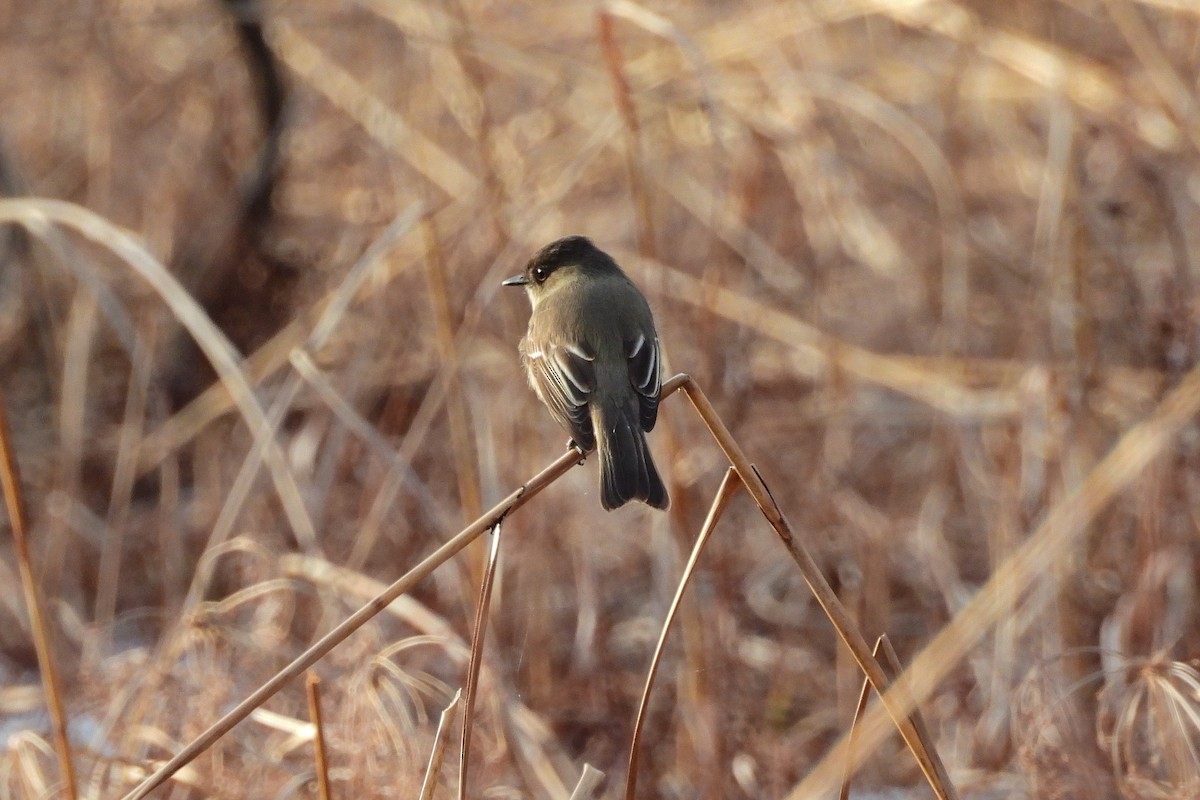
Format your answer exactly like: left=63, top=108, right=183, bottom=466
left=1106, top=658, right=1200, bottom=799
left=3, top=0, right=1200, bottom=798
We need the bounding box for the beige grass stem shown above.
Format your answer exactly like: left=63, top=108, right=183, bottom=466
left=0, top=197, right=320, bottom=553
left=122, top=375, right=684, bottom=798
left=676, top=375, right=958, bottom=800
left=118, top=431, right=613, bottom=799
left=789, top=357, right=1200, bottom=798
left=635, top=254, right=1019, bottom=420
left=1102, top=0, right=1200, bottom=154
left=420, top=690, right=462, bottom=800
left=184, top=203, right=427, bottom=608
left=626, top=466, right=741, bottom=800
left=841, top=635, right=939, bottom=800
left=597, top=8, right=657, bottom=258
left=305, top=672, right=332, bottom=800
left=841, top=636, right=887, bottom=800
left=421, top=215, right=484, bottom=523
left=569, top=764, right=606, bottom=800
left=0, top=389, right=78, bottom=800
left=95, top=320, right=157, bottom=632
left=459, top=523, right=502, bottom=800
left=120, top=372, right=959, bottom=798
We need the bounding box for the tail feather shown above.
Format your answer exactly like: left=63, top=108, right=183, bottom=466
left=597, top=404, right=669, bottom=511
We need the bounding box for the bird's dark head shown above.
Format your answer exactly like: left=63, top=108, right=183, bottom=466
left=502, top=236, right=620, bottom=301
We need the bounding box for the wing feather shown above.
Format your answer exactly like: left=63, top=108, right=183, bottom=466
left=628, top=334, right=661, bottom=431
left=524, top=339, right=597, bottom=450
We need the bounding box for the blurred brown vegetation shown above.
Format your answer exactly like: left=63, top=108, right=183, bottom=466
left=2, top=0, right=1200, bottom=798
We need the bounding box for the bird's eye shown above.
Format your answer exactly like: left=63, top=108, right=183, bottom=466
left=533, top=266, right=548, bottom=283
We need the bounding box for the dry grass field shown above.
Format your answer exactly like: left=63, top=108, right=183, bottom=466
left=2, top=1, right=1200, bottom=798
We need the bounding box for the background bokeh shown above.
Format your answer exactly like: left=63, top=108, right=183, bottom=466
left=2, top=1, right=1200, bottom=798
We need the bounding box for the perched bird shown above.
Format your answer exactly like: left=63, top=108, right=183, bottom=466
left=503, top=236, right=669, bottom=510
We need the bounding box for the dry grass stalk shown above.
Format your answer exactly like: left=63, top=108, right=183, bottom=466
left=186, top=201, right=426, bottom=607
left=0, top=197, right=320, bottom=553
left=420, top=214, right=484, bottom=523
left=596, top=7, right=657, bottom=258
left=120, top=441, right=588, bottom=800
left=305, top=672, right=332, bottom=800
left=1013, top=655, right=1116, bottom=800
left=569, top=764, right=605, bottom=800
left=841, top=635, right=945, bottom=800
left=117, top=370, right=959, bottom=798
left=459, top=522, right=502, bottom=800
left=626, top=466, right=741, bottom=800
left=1099, top=549, right=1200, bottom=799
left=791, top=354, right=1200, bottom=799
left=1107, top=658, right=1200, bottom=799
left=678, top=375, right=958, bottom=799
left=132, top=198, right=426, bottom=481
left=94, top=318, right=157, bottom=634
left=6, top=4, right=1200, bottom=796
left=420, top=690, right=461, bottom=800
left=0, top=389, right=77, bottom=800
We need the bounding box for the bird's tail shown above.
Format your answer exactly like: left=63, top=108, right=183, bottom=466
left=595, top=401, right=669, bottom=511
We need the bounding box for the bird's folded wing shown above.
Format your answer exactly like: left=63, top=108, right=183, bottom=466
left=526, top=340, right=597, bottom=450
left=626, top=332, right=661, bottom=432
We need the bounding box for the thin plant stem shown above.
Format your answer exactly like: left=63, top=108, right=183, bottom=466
left=597, top=8, right=657, bottom=258
left=790, top=354, right=1200, bottom=798
left=0, top=197, right=321, bottom=554
left=459, top=523, right=502, bottom=800
left=421, top=214, right=483, bottom=522
left=0, top=388, right=78, bottom=800
left=117, top=394, right=642, bottom=800
left=626, top=466, right=741, bottom=800
left=841, top=635, right=938, bottom=800
left=119, top=373, right=957, bottom=800
left=676, top=375, right=958, bottom=800
left=420, top=690, right=462, bottom=800
left=841, top=636, right=888, bottom=800
left=306, top=672, right=332, bottom=800
left=569, top=765, right=606, bottom=800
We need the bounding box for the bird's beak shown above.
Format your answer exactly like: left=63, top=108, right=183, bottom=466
left=502, top=274, right=528, bottom=287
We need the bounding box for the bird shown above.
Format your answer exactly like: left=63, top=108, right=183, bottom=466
left=503, top=236, right=669, bottom=510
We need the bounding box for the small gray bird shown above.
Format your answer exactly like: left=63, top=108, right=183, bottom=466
left=503, top=236, right=669, bottom=510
